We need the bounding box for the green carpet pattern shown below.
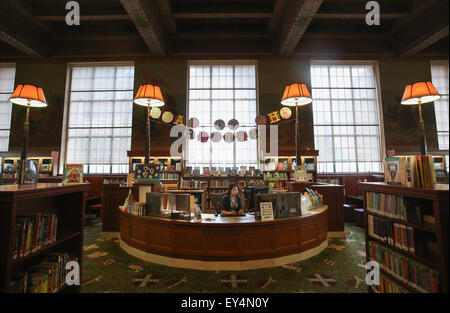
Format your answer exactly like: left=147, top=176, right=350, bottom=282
left=81, top=221, right=369, bottom=293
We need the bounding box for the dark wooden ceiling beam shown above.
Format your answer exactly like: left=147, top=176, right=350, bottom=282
left=389, top=0, right=435, bottom=35
left=268, top=0, right=287, bottom=33
left=315, top=13, right=408, bottom=19
left=6, top=0, right=55, bottom=35
left=172, top=13, right=272, bottom=19
left=0, top=0, right=49, bottom=58
left=37, top=15, right=130, bottom=21
left=278, top=0, right=324, bottom=56
left=156, top=0, right=177, bottom=33
left=396, top=0, right=449, bottom=56
left=120, top=0, right=166, bottom=57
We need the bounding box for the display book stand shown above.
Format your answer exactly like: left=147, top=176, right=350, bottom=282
left=358, top=182, right=448, bottom=293
left=0, top=183, right=89, bottom=293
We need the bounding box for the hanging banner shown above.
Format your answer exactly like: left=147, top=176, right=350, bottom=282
left=173, top=114, right=184, bottom=125
left=267, top=111, right=281, bottom=124
left=255, top=115, right=267, bottom=125
left=161, top=111, right=174, bottom=123
left=228, top=119, right=239, bottom=130
left=210, top=132, right=222, bottom=142
left=187, top=117, right=199, bottom=128
left=214, top=119, right=225, bottom=130
left=249, top=128, right=258, bottom=140
left=198, top=131, right=209, bottom=143
left=236, top=131, right=248, bottom=142
left=223, top=132, right=235, bottom=143
left=149, top=107, right=161, bottom=119
left=280, top=107, right=292, bottom=119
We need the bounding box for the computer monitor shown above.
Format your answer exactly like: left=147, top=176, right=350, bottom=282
left=245, top=185, right=269, bottom=212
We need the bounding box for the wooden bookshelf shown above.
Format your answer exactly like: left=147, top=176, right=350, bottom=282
left=0, top=183, right=89, bottom=293
left=180, top=175, right=264, bottom=210
left=358, top=182, right=449, bottom=293
left=262, top=155, right=317, bottom=184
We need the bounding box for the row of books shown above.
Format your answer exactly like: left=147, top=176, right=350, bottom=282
left=180, top=179, right=208, bottom=189
left=264, top=172, right=291, bottom=181
left=368, top=241, right=440, bottom=293
left=372, top=273, right=408, bottom=293
left=366, top=192, right=407, bottom=220
left=317, top=177, right=341, bottom=185
left=366, top=192, right=436, bottom=226
left=123, top=200, right=147, bottom=216
left=13, top=214, right=58, bottom=260
left=368, top=215, right=416, bottom=252
left=411, top=156, right=436, bottom=188
left=102, top=178, right=126, bottom=184
left=160, top=172, right=181, bottom=181
left=184, top=166, right=261, bottom=177
left=8, top=253, right=76, bottom=293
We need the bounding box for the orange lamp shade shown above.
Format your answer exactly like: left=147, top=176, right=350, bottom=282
left=9, top=84, right=47, bottom=107
left=134, top=84, right=165, bottom=107
left=281, top=83, right=312, bottom=106
left=401, top=81, right=440, bottom=105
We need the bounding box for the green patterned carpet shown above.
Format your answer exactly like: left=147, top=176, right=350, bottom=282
left=81, top=221, right=368, bottom=293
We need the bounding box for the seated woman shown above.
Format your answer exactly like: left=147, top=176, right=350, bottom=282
left=221, top=184, right=244, bottom=215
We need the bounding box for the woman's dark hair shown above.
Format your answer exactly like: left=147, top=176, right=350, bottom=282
left=227, top=184, right=239, bottom=196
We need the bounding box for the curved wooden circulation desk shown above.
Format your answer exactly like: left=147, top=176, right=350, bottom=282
left=119, top=206, right=328, bottom=271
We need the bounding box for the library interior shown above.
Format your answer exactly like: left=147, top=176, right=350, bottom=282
left=0, top=0, right=448, bottom=296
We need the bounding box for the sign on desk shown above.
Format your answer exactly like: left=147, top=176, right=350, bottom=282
left=260, top=202, right=274, bottom=221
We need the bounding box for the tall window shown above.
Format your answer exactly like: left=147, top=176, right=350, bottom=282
left=64, top=64, right=134, bottom=174
left=0, top=64, right=16, bottom=151
left=311, top=62, right=383, bottom=173
left=187, top=62, right=258, bottom=169
left=430, top=61, right=449, bottom=169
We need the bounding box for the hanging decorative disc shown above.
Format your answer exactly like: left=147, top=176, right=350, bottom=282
left=149, top=107, right=162, bottom=119
left=236, top=131, right=248, bottom=142
left=187, top=129, right=195, bottom=140
left=223, top=132, right=235, bottom=143
left=255, top=115, right=267, bottom=125
left=249, top=128, right=258, bottom=140
left=228, top=119, right=239, bottom=130
left=214, top=119, right=225, bottom=130
left=280, top=107, right=292, bottom=119
left=161, top=111, right=174, bottom=123
left=197, top=131, right=209, bottom=143
left=188, top=117, right=199, bottom=128
left=210, top=132, right=222, bottom=143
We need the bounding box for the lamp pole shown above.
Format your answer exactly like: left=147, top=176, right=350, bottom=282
left=295, top=101, right=301, bottom=169
left=418, top=101, right=427, bottom=155
left=145, top=103, right=151, bottom=164
left=18, top=101, right=31, bottom=184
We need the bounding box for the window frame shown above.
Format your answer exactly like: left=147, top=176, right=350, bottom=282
left=430, top=60, right=449, bottom=171
left=60, top=61, right=135, bottom=175
left=0, top=63, right=16, bottom=153
left=310, top=60, right=386, bottom=174
left=185, top=60, right=260, bottom=169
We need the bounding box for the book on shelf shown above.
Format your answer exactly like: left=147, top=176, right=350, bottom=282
left=193, top=167, right=201, bottom=176
left=184, top=166, right=192, bottom=177
left=13, top=213, right=58, bottom=260
left=368, top=241, right=440, bottom=293
left=8, top=253, right=77, bottom=293
left=203, top=167, right=210, bottom=177
left=384, top=157, right=408, bottom=185
left=411, top=155, right=436, bottom=188
left=372, top=273, right=408, bottom=293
